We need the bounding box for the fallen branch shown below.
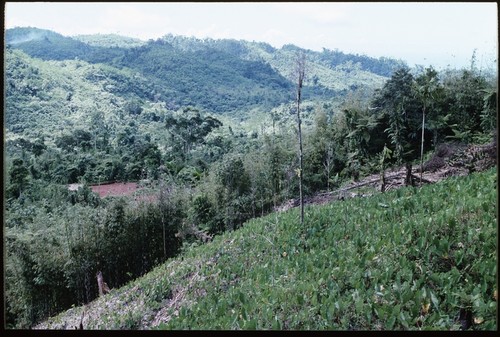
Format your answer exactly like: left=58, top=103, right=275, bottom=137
left=411, top=174, right=434, bottom=184
left=192, top=228, right=213, bottom=243
left=175, top=224, right=213, bottom=243
left=331, top=171, right=404, bottom=195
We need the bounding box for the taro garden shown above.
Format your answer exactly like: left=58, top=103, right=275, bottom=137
left=3, top=27, right=497, bottom=330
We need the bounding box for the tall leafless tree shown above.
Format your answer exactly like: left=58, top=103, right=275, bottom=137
left=295, top=52, right=306, bottom=225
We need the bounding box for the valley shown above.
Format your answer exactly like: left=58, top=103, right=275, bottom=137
left=4, top=27, right=497, bottom=330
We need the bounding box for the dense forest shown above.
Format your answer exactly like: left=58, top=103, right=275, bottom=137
left=4, top=27, right=497, bottom=329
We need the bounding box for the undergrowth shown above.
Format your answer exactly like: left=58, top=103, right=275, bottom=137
left=38, top=168, right=497, bottom=330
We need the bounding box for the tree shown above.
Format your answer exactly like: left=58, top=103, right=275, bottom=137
left=159, top=185, right=169, bottom=260
left=189, top=194, right=219, bottom=235
left=215, top=156, right=252, bottom=231
left=89, top=109, right=105, bottom=152
left=165, top=107, right=223, bottom=163
left=307, top=109, right=336, bottom=191
left=443, top=69, right=488, bottom=142
left=295, top=52, right=306, bottom=225
left=343, top=107, right=379, bottom=180
left=7, top=158, right=30, bottom=199
left=373, top=67, right=420, bottom=186
left=379, top=143, right=392, bottom=192
left=413, top=67, right=442, bottom=183
left=480, top=87, right=497, bottom=134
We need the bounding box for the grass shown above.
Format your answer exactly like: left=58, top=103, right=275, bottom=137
left=36, top=168, right=497, bottom=330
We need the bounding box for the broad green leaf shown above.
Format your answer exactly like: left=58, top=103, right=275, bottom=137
left=430, top=291, right=439, bottom=310
left=385, top=315, right=396, bottom=330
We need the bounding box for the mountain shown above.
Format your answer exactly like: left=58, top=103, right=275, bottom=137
left=5, top=26, right=115, bottom=61
left=5, top=27, right=406, bottom=116
left=5, top=47, right=159, bottom=141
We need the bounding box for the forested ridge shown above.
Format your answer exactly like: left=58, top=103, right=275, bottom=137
left=5, top=27, right=401, bottom=114
left=4, top=27, right=497, bottom=329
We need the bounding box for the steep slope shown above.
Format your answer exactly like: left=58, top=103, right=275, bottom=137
left=242, top=42, right=390, bottom=93
left=158, top=34, right=399, bottom=96
left=5, top=47, right=161, bottom=144
left=34, top=168, right=497, bottom=330
left=5, top=27, right=124, bottom=63
left=113, top=39, right=294, bottom=113
left=5, top=28, right=294, bottom=114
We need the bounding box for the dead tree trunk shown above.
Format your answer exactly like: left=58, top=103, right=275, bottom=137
left=96, top=271, right=110, bottom=297
left=380, top=169, right=386, bottom=192
left=420, top=106, right=426, bottom=184
left=405, top=162, right=413, bottom=186
left=295, top=52, right=306, bottom=225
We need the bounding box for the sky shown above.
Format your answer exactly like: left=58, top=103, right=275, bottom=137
left=4, top=2, right=498, bottom=70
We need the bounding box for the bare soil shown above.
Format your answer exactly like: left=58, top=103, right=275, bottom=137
left=90, top=182, right=139, bottom=198
left=276, top=141, right=497, bottom=212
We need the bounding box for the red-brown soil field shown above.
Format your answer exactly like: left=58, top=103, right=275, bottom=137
left=90, top=182, right=139, bottom=198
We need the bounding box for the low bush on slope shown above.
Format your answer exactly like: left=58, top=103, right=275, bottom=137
left=36, top=168, right=497, bottom=330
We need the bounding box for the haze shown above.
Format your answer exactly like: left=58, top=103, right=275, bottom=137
left=4, top=2, right=498, bottom=70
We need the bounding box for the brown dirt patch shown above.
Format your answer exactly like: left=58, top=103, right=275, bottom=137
left=90, top=182, right=139, bottom=198
left=275, top=141, right=497, bottom=212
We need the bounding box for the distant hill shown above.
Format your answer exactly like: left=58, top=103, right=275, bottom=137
left=5, top=27, right=406, bottom=115
left=72, top=33, right=146, bottom=48
left=5, top=47, right=160, bottom=142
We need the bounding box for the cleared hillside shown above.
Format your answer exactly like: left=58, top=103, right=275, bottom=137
left=5, top=47, right=167, bottom=143
left=34, top=168, right=497, bottom=330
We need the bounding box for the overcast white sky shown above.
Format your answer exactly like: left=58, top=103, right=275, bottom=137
left=4, top=2, right=498, bottom=70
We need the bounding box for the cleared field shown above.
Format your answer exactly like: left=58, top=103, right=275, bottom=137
left=90, top=182, right=139, bottom=198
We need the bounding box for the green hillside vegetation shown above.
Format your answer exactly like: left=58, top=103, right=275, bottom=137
left=5, top=27, right=399, bottom=115
left=116, top=39, right=294, bottom=113
left=160, top=34, right=405, bottom=77
left=5, top=27, right=125, bottom=64
left=4, top=27, right=497, bottom=329
left=35, top=169, right=497, bottom=330
left=242, top=42, right=390, bottom=93
left=5, top=47, right=158, bottom=140
left=5, top=47, right=182, bottom=186
left=72, top=33, right=146, bottom=48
